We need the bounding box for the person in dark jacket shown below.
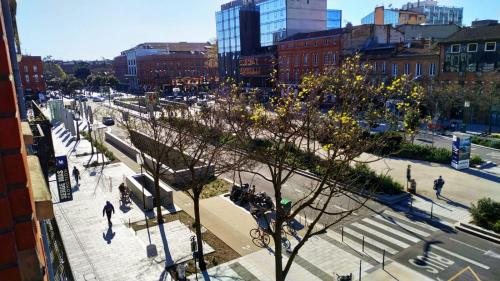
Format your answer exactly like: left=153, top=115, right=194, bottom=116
left=72, top=166, right=80, bottom=185
left=102, top=201, right=115, bottom=225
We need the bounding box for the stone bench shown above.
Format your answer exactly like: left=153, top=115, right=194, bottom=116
left=125, top=173, right=173, bottom=211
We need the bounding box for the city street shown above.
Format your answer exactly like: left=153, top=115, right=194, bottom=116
left=396, top=231, right=500, bottom=281
left=415, top=132, right=500, bottom=165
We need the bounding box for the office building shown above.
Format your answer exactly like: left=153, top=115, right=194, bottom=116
left=402, top=0, right=463, bottom=26
left=216, top=0, right=328, bottom=82
left=361, top=6, right=426, bottom=26
left=327, top=9, right=342, bottom=29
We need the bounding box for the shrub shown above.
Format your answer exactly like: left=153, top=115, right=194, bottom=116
left=470, top=198, right=500, bottom=231
left=471, top=136, right=500, bottom=149
left=493, top=221, right=500, bottom=234
left=394, top=143, right=451, bottom=164
left=470, top=155, right=483, bottom=166
left=368, top=132, right=404, bottom=155
left=351, top=163, right=403, bottom=195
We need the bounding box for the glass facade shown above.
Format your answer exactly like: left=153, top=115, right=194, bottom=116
left=327, top=9, right=342, bottom=29
left=384, top=10, right=400, bottom=26
left=257, top=0, right=287, bottom=47
left=216, top=6, right=241, bottom=54
left=361, top=11, right=374, bottom=25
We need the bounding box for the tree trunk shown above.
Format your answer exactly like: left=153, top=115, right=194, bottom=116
left=274, top=226, right=283, bottom=281
left=154, top=174, right=163, bottom=224
left=193, top=193, right=206, bottom=270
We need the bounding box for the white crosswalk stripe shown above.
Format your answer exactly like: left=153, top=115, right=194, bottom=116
left=362, top=218, right=421, bottom=243
left=352, top=222, right=411, bottom=249
left=373, top=214, right=431, bottom=237
left=342, top=227, right=399, bottom=255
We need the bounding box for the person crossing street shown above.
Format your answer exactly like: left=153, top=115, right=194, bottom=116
left=434, top=176, right=445, bottom=199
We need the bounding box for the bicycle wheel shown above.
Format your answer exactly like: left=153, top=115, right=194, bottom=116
left=261, top=233, right=270, bottom=247
left=249, top=228, right=261, bottom=239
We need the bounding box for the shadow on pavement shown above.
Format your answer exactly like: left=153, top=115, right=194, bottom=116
left=158, top=222, right=175, bottom=267
left=461, top=168, right=500, bottom=184
left=103, top=225, right=116, bottom=244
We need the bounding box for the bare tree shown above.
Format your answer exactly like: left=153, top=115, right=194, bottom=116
left=161, top=104, right=245, bottom=270
left=216, top=55, right=423, bottom=281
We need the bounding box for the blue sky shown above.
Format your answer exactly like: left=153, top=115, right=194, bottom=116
left=17, top=0, right=499, bottom=60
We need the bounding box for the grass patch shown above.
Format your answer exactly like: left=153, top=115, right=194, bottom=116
left=80, top=131, right=117, bottom=162
left=201, top=178, right=232, bottom=199
left=471, top=136, right=500, bottom=149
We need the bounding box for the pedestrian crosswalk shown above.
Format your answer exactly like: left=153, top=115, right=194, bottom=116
left=325, top=209, right=443, bottom=263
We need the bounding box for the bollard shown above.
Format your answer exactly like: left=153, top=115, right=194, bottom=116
left=359, top=260, right=362, bottom=281
left=382, top=249, right=386, bottom=269
left=410, top=197, right=413, bottom=212
left=430, top=202, right=434, bottom=219
left=342, top=227, right=344, bottom=242
left=362, top=236, right=365, bottom=252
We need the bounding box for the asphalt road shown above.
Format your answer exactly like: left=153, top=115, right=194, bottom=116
left=395, top=230, right=500, bottom=281
left=415, top=133, right=500, bottom=165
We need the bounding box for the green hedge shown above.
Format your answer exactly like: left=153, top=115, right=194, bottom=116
left=471, top=136, right=500, bottom=149
left=393, top=143, right=451, bottom=164
left=470, top=198, right=500, bottom=234
left=80, top=131, right=117, bottom=161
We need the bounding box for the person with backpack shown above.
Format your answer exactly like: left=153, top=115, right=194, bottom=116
left=72, top=167, right=80, bottom=186
left=102, top=201, right=115, bottom=225
left=433, top=176, right=445, bottom=199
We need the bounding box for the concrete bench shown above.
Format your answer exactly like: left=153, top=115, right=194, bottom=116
left=125, top=173, right=173, bottom=211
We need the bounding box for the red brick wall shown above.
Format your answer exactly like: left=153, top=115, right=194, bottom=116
left=0, top=5, right=47, bottom=281
left=278, top=34, right=342, bottom=84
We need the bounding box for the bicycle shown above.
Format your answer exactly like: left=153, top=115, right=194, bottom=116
left=249, top=226, right=270, bottom=248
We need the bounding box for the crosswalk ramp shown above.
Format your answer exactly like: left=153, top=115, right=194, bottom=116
left=324, top=209, right=442, bottom=263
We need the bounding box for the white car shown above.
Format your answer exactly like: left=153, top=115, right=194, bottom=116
left=92, top=96, right=105, bottom=102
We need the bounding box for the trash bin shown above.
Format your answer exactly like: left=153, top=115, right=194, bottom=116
left=407, top=179, right=416, bottom=195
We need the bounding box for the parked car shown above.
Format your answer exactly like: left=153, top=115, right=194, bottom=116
left=78, top=95, right=88, bottom=102
left=102, top=117, right=115, bottom=126
left=92, top=96, right=105, bottom=102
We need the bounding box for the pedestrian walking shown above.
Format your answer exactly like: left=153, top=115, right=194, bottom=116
left=102, top=201, right=115, bottom=225
left=433, top=176, right=445, bottom=198
left=406, top=165, right=412, bottom=188
left=72, top=167, right=80, bottom=186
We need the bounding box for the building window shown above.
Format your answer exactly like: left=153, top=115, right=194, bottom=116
left=34, top=74, right=39, bottom=83
left=295, top=55, right=300, bottom=65
left=313, top=53, right=318, bottom=66
left=24, top=65, right=28, bottom=73
left=25, top=74, right=30, bottom=83
left=381, top=62, right=386, bottom=74
left=324, top=53, right=329, bottom=65
left=373, top=62, right=377, bottom=72
left=304, top=54, right=308, bottom=65
left=404, top=63, right=410, bottom=75
left=485, top=42, right=496, bottom=52
left=450, top=44, right=460, bottom=53
left=33, top=65, right=38, bottom=73
left=392, top=64, right=398, bottom=76
left=429, top=63, right=436, bottom=76
left=325, top=39, right=329, bottom=45
left=332, top=53, right=337, bottom=64
left=415, top=63, right=422, bottom=76
left=467, top=43, right=478, bottom=52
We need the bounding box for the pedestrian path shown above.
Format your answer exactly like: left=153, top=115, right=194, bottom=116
left=394, top=194, right=471, bottom=223
left=324, top=209, right=445, bottom=264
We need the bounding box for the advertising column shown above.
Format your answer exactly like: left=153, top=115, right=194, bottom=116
left=451, top=134, right=471, bottom=170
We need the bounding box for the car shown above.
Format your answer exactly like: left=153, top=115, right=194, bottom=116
left=102, top=117, right=115, bottom=126
left=92, top=96, right=105, bottom=102
left=77, top=96, right=88, bottom=102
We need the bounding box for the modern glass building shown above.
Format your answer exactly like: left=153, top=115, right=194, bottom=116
left=402, top=0, right=463, bottom=26
left=257, top=0, right=287, bottom=47
left=361, top=8, right=400, bottom=26
left=327, top=9, right=342, bottom=29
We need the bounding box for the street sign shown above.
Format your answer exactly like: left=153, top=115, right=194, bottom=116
left=451, top=134, right=471, bottom=170
left=55, top=156, right=73, bottom=202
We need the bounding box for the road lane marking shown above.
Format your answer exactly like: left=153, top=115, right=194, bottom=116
left=352, top=222, right=411, bottom=248
left=430, top=245, right=490, bottom=270
left=363, top=218, right=421, bottom=243
left=449, top=238, right=486, bottom=253
left=374, top=214, right=430, bottom=237
left=342, top=227, right=399, bottom=255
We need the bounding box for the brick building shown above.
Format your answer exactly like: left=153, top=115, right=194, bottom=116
left=1, top=2, right=54, bottom=281
left=277, top=29, right=343, bottom=85
left=19, top=55, right=45, bottom=99
left=112, top=54, right=128, bottom=89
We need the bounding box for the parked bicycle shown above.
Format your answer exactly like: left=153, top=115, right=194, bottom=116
left=249, top=226, right=270, bottom=248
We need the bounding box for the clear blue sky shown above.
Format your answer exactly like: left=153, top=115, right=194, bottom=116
left=17, top=0, right=499, bottom=61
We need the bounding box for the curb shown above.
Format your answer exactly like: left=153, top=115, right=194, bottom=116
left=292, top=168, right=410, bottom=206
left=455, top=222, right=500, bottom=244
left=421, top=132, right=500, bottom=153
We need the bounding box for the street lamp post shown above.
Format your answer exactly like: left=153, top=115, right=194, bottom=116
left=74, top=110, right=81, bottom=141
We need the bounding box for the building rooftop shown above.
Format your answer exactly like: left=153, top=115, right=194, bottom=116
left=441, top=24, right=500, bottom=43
left=126, top=42, right=211, bottom=53
left=278, top=28, right=344, bottom=42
